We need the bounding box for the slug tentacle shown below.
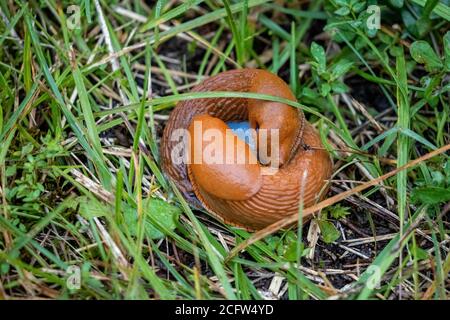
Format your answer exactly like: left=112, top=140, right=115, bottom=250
left=161, top=69, right=332, bottom=230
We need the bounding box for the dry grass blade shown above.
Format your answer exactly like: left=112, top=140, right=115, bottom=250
left=226, top=143, right=450, bottom=262
left=421, top=253, right=450, bottom=300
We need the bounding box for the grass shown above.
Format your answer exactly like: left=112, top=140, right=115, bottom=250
left=0, top=0, right=449, bottom=300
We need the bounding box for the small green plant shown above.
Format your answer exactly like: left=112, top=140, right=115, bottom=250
left=5, top=134, right=66, bottom=210
left=411, top=159, right=450, bottom=205
left=317, top=204, right=351, bottom=244
left=308, top=41, right=353, bottom=98
left=266, top=231, right=311, bottom=262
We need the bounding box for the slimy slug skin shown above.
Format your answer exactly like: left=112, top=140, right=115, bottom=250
left=161, top=69, right=332, bottom=230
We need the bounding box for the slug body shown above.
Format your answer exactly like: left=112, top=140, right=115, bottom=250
left=161, top=69, right=332, bottom=230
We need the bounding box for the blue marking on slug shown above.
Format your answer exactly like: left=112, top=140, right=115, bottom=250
left=227, top=121, right=256, bottom=153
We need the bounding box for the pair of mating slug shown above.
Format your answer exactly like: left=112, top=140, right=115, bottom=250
left=161, top=69, right=332, bottom=230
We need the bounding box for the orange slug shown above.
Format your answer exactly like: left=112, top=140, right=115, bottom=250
left=161, top=69, right=332, bottom=230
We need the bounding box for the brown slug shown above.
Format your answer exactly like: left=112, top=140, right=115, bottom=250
left=161, top=69, right=333, bottom=230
